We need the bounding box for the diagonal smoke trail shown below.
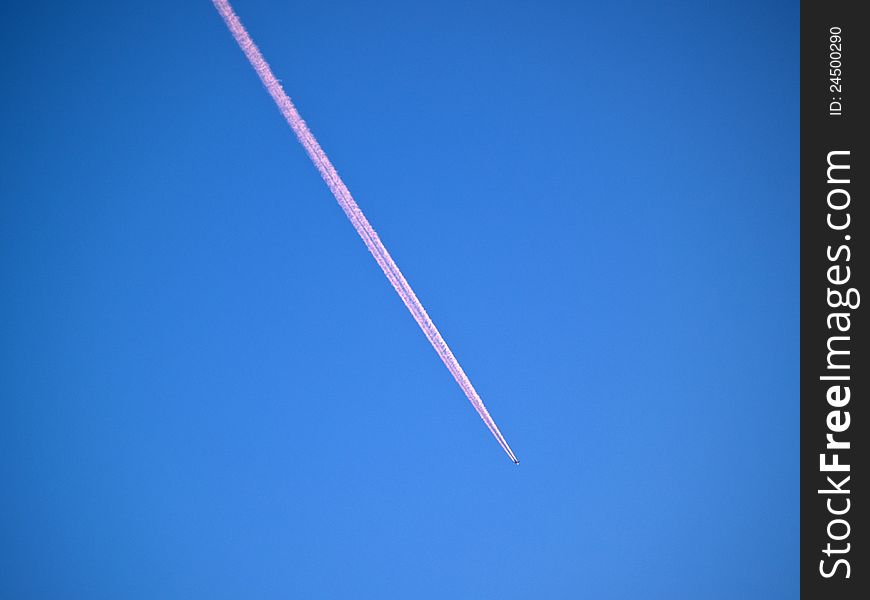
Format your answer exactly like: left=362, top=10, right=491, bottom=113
left=212, top=0, right=519, bottom=464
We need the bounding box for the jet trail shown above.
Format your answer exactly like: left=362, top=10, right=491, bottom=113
left=212, top=0, right=518, bottom=464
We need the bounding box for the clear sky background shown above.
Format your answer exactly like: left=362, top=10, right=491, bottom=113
left=2, top=0, right=798, bottom=598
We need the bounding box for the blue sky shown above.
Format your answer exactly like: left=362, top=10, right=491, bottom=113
left=2, top=0, right=798, bottom=597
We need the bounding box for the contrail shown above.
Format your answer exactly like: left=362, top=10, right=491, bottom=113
left=211, top=0, right=518, bottom=464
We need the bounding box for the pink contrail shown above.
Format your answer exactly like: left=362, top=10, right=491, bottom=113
left=212, top=0, right=518, bottom=463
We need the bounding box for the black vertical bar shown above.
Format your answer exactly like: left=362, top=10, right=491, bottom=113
left=801, top=0, right=867, bottom=597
